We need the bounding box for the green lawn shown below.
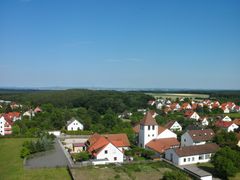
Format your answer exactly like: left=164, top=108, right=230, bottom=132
left=0, top=138, right=71, bottom=180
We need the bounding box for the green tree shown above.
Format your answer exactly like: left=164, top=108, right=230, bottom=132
left=12, top=124, right=20, bottom=136
left=214, top=130, right=238, bottom=149
left=212, top=147, right=240, bottom=178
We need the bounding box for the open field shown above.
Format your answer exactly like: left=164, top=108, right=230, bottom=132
left=70, top=161, right=190, bottom=180
left=146, top=93, right=209, bottom=99
left=0, top=138, right=71, bottom=180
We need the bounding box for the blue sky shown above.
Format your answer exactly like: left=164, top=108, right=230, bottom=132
left=0, top=0, right=240, bottom=89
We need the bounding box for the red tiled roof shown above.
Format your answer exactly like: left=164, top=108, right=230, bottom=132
left=7, top=112, right=21, bottom=118
left=158, top=126, right=166, bottom=134
left=233, top=119, right=240, bottom=126
left=164, top=121, right=176, bottom=129
left=2, top=114, right=14, bottom=126
left=87, top=133, right=130, bottom=154
left=34, top=106, right=42, bottom=113
left=140, top=111, right=158, bottom=126
left=184, top=110, right=194, bottom=117
left=187, top=129, right=215, bottom=142
left=146, top=138, right=180, bottom=154
left=103, top=133, right=130, bottom=147
left=215, top=120, right=233, bottom=128
left=173, top=143, right=219, bottom=157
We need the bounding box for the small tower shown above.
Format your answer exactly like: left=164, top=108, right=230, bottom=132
left=138, top=111, right=158, bottom=148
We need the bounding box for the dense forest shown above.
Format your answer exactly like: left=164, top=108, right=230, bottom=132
left=0, top=89, right=151, bottom=141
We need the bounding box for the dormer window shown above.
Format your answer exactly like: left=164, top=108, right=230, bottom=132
left=152, top=125, right=155, bottom=130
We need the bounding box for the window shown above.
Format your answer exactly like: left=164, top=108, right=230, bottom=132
left=184, top=139, right=186, bottom=142
left=148, top=134, right=150, bottom=137
left=152, top=125, right=155, bottom=130
left=199, top=155, right=204, bottom=160
left=152, top=134, right=154, bottom=137
left=148, top=126, right=150, bottom=130
left=114, top=157, right=117, bottom=161
left=105, top=150, right=108, bottom=154
left=188, top=158, right=191, bottom=162
left=192, top=157, right=195, bottom=161
left=205, top=154, right=211, bottom=159
left=183, top=158, right=186, bottom=162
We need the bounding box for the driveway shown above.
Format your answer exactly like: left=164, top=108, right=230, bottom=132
left=25, top=139, right=71, bottom=168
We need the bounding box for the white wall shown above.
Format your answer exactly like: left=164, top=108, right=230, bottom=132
left=96, top=143, right=123, bottom=163
left=165, top=149, right=213, bottom=165
left=157, top=129, right=177, bottom=139
left=181, top=133, right=193, bottom=146
left=227, top=124, right=238, bottom=132
left=0, top=116, right=6, bottom=136
left=139, top=124, right=158, bottom=148
left=222, top=116, right=232, bottom=122
left=67, top=120, right=84, bottom=131
left=190, top=112, right=200, bottom=120
left=170, top=122, right=182, bottom=131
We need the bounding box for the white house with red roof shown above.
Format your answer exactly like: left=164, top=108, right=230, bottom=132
left=170, top=103, right=181, bottom=111
left=66, top=118, right=84, bottom=131
left=164, top=121, right=182, bottom=132
left=181, top=103, right=192, bottom=110
left=181, top=129, right=215, bottom=147
left=185, top=111, right=200, bottom=121
left=199, top=117, right=209, bottom=126
left=86, top=133, right=130, bottom=165
left=0, top=115, right=13, bottom=136
left=34, top=106, right=42, bottom=113
left=222, top=116, right=232, bottom=122
left=215, top=121, right=238, bottom=132
left=6, top=112, right=21, bottom=122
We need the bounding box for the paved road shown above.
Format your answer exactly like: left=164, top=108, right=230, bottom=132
left=25, top=139, right=70, bottom=168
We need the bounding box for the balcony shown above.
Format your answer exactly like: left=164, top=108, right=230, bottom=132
left=5, top=131, right=12, bottom=135
left=4, top=127, right=12, bottom=131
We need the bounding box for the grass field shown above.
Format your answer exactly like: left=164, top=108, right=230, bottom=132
left=71, top=162, right=190, bottom=180
left=146, top=93, right=209, bottom=99
left=228, top=113, right=240, bottom=119
left=0, top=138, right=71, bottom=180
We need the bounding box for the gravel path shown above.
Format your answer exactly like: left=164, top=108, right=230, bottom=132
left=25, top=139, right=70, bottom=168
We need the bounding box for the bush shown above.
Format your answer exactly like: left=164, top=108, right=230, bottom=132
left=20, top=135, right=54, bottom=158
left=73, top=151, right=90, bottom=161
left=162, top=171, right=188, bottom=180
left=20, top=147, right=30, bottom=158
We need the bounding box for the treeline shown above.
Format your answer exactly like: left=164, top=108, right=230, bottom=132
left=0, top=89, right=151, bottom=114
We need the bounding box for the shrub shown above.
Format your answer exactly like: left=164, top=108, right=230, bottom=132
left=162, top=171, right=188, bottom=180
left=20, top=147, right=30, bottom=158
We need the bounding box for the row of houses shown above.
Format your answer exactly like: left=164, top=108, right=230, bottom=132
left=132, top=111, right=222, bottom=166
left=0, top=107, right=42, bottom=136
left=149, top=99, right=240, bottom=114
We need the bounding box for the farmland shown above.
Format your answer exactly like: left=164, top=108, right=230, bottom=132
left=145, top=93, right=210, bottom=100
